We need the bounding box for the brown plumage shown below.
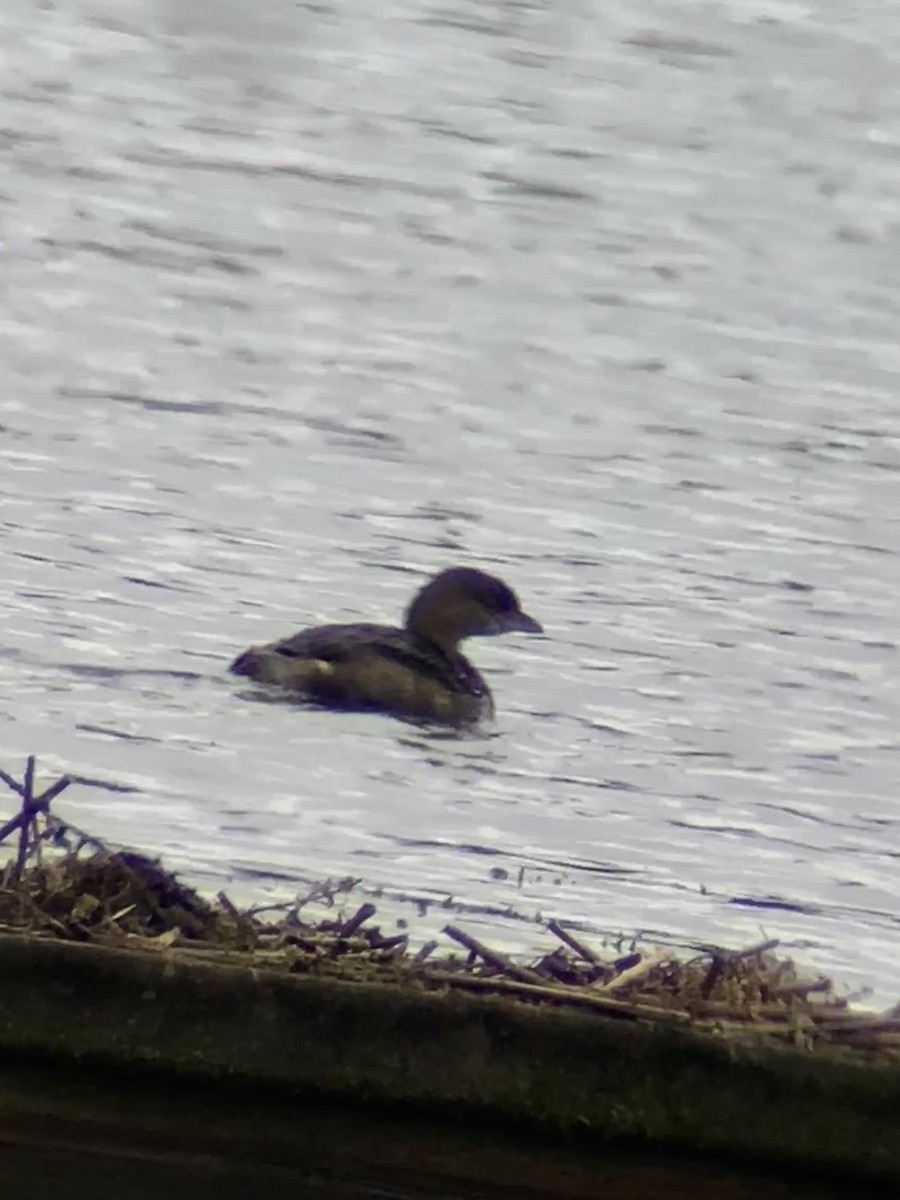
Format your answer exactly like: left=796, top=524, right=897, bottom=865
left=229, top=566, right=542, bottom=726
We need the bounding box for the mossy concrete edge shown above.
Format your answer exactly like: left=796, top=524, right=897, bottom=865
left=0, top=932, right=896, bottom=1182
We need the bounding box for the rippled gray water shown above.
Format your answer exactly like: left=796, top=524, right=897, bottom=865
left=2, top=0, right=900, bottom=1005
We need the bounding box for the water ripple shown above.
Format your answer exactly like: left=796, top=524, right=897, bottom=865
left=1, top=0, right=900, bottom=1008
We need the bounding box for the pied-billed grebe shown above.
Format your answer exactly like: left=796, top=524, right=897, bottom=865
left=229, top=566, right=542, bottom=725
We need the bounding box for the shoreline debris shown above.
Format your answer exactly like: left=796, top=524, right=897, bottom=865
left=1, top=756, right=897, bottom=1058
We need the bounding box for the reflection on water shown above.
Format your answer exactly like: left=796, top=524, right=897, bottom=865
left=2, top=0, right=900, bottom=1010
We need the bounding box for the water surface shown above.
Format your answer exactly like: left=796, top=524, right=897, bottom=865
left=2, top=0, right=900, bottom=1003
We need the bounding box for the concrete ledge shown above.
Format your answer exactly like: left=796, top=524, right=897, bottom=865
left=0, top=931, right=897, bottom=1187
